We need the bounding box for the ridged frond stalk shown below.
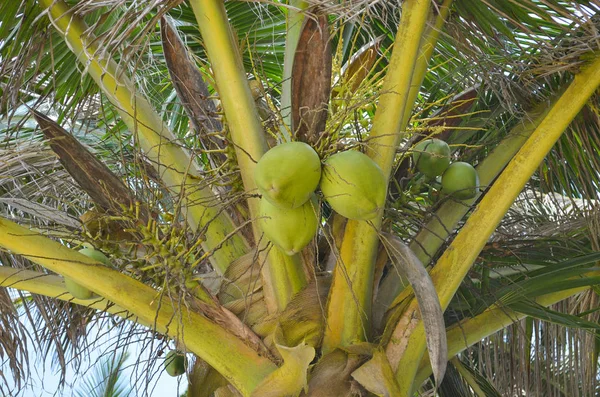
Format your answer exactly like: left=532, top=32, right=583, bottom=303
left=386, top=54, right=600, bottom=395
left=188, top=0, right=307, bottom=312
left=322, top=0, right=432, bottom=352
left=375, top=0, right=453, bottom=320
left=39, top=0, right=247, bottom=273
left=0, top=218, right=276, bottom=396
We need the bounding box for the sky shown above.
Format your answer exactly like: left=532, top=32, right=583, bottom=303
left=3, top=312, right=188, bottom=397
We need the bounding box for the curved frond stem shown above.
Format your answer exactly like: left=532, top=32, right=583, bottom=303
left=189, top=0, right=307, bottom=312
left=0, top=265, right=145, bottom=322
left=0, top=218, right=277, bottom=396
left=375, top=0, right=453, bottom=326
left=366, top=0, right=432, bottom=175
left=39, top=0, right=248, bottom=273
left=385, top=53, right=600, bottom=395
left=400, top=0, right=453, bottom=127
left=322, top=0, right=432, bottom=353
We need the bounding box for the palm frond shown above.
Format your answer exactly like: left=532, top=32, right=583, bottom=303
left=74, top=350, right=132, bottom=397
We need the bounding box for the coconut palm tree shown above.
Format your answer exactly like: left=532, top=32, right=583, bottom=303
left=1, top=0, right=600, bottom=396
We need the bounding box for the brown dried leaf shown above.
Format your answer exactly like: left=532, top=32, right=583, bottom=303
left=339, top=36, right=384, bottom=95
left=31, top=109, right=140, bottom=216
left=291, top=13, right=332, bottom=145
left=161, top=18, right=225, bottom=156
left=188, top=357, right=228, bottom=397
left=305, top=349, right=364, bottom=397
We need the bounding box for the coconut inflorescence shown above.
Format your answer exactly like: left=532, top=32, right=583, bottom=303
left=320, top=150, right=386, bottom=220
left=441, top=161, right=479, bottom=200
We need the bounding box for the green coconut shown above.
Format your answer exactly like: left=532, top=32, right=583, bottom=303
left=64, top=277, right=96, bottom=300
left=255, top=142, right=321, bottom=209
left=441, top=162, right=479, bottom=200
left=258, top=195, right=319, bottom=255
left=164, top=350, right=187, bottom=377
left=64, top=246, right=109, bottom=300
left=320, top=150, right=386, bottom=220
left=78, top=246, right=111, bottom=265
left=412, top=138, right=451, bottom=178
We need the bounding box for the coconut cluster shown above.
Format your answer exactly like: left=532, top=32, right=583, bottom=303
left=255, top=142, right=386, bottom=255
left=412, top=138, right=479, bottom=200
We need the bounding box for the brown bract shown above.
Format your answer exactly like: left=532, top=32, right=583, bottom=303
left=291, top=12, right=332, bottom=146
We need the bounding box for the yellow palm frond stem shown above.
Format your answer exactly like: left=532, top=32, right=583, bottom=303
left=322, top=220, right=380, bottom=352
left=385, top=53, right=600, bottom=395
left=400, top=0, right=453, bottom=127
left=39, top=0, right=247, bottom=274
left=414, top=286, right=590, bottom=387
left=374, top=0, right=454, bottom=324
left=322, top=0, right=432, bottom=353
left=365, top=0, right=432, bottom=175
left=0, top=218, right=276, bottom=396
left=189, top=0, right=308, bottom=312
left=0, top=265, right=148, bottom=323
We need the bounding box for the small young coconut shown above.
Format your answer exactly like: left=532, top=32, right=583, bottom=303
left=255, top=142, right=321, bottom=209
left=164, top=350, right=187, bottom=377
left=258, top=195, right=319, bottom=255
left=320, top=150, right=386, bottom=220
left=78, top=245, right=111, bottom=265
left=64, top=245, right=109, bottom=300
left=64, top=277, right=96, bottom=300
left=412, top=138, right=451, bottom=178
left=441, top=162, right=479, bottom=200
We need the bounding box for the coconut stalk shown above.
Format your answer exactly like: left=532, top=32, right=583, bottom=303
left=400, top=0, right=453, bottom=129
left=39, top=0, right=247, bottom=274
left=0, top=217, right=276, bottom=395
left=385, top=53, right=600, bottom=395
left=188, top=0, right=307, bottom=312
left=322, top=0, right=432, bottom=353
